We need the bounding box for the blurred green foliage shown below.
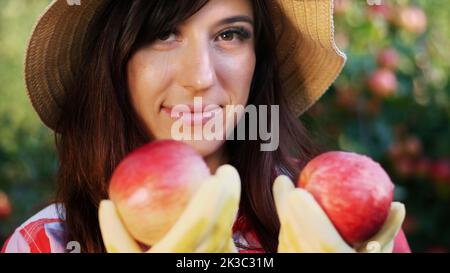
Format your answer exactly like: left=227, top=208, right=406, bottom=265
left=0, top=0, right=449, bottom=252
left=0, top=0, right=55, bottom=243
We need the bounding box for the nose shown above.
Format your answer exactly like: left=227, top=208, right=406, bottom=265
left=178, top=39, right=216, bottom=93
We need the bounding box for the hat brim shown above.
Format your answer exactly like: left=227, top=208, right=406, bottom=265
left=270, top=0, right=346, bottom=116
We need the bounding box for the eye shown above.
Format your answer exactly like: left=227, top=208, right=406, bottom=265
left=156, top=30, right=177, bottom=42
left=216, top=27, right=252, bottom=42
left=219, top=31, right=236, bottom=42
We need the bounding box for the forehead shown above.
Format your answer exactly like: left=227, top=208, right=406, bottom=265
left=181, top=0, right=254, bottom=26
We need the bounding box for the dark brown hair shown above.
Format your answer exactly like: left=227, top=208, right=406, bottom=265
left=55, top=0, right=320, bottom=253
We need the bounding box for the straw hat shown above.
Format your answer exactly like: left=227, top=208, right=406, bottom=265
left=25, top=0, right=346, bottom=131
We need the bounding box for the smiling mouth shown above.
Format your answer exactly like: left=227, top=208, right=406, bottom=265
left=161, top=105, right=223, bottom=126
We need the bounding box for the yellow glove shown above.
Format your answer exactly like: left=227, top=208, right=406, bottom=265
left=98, top=164, right=241, bottom=253
left=273, top=175, right=406, bottom=253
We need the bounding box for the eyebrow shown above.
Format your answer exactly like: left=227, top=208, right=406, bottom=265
left=214, top=15, right=254, bottom=27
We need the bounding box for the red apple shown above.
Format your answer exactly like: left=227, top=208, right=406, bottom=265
left=403, top=136, right=422, bottom=157
left=109, top=140, right=210, bottom=245
left=377, top=48, right=399, bottom=70
left=0, top=191, right=12, bottom=219
left=414, top=157, right=432, bottom=177
left=396, top=6, right=427, bottom=35
left=388, top=141, right=405, bottom=160
left=335, top=87, right=358, bottom=110
left=298, top=151, right=394, bottom=246
left=430, top=159, right=450, bottom=183
left=367, top=97, right=382, bottom=115
left=394, top=157, right=415, bottom=178
left=366, top=3, right=393, bottom=21
left=368, top=68, right=398, bottom=98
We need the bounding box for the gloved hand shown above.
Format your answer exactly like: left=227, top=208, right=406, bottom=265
left=98, top=164, right=241, bottom=253
left=273, top=175, right=406, bottom=253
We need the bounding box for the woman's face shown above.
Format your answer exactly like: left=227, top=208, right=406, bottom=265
left=127, top=0, right=255, bottom=162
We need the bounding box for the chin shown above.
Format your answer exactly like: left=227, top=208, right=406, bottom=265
left=178, top=139, right=225, bottom=158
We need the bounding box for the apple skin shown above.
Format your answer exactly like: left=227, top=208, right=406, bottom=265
left=430, top=159, right=450, bottom=183
left=298, top=151, right=394, bottom=246
left=377, top=48, right=399, bottom=70
left=368, top=68, right=398, bottom=98
left=109, top=140, right=210, bottom=246
left=397, top=6, right=427, bottom=35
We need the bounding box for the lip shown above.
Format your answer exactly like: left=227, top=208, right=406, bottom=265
left=161, top=105, right=223, bottom=126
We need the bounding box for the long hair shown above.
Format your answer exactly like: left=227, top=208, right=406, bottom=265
left=55, top=0, right=320, bottom=253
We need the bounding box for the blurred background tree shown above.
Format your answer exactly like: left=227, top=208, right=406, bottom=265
left=0, top=0, right=449, bottom=252
left=0, top=0, right=56, bottom=244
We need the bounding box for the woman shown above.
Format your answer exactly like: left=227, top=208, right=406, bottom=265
left=2, top=0, right=411, bottom=253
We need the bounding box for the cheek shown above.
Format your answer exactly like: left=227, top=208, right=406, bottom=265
left=128, top=55, right=158, bottom=108
left=127, top=51, right=170, bottom=119
left=222, top=51, right=255, bottom=106
left=216, top=50, right=255, bottom=139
